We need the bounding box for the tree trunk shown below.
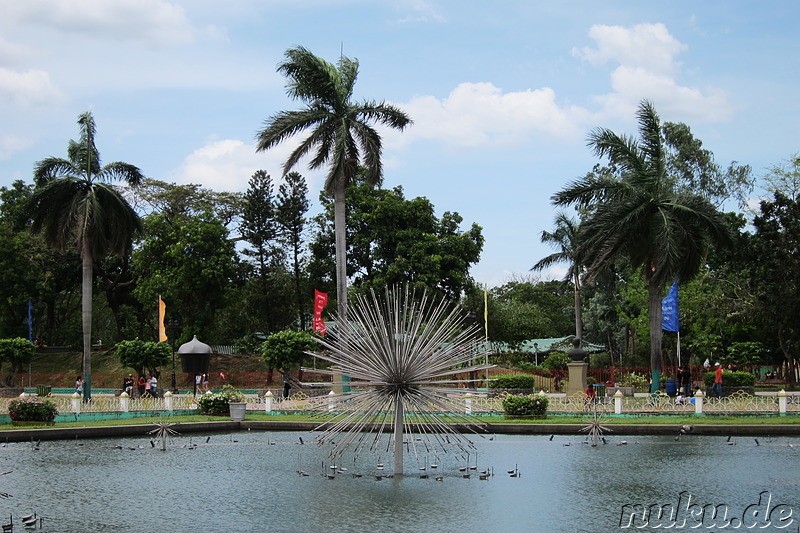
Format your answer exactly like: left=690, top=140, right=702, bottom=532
left=648, top=277, right=663, bottom=393
left=333, top=184, right=348, bottom=320
left=573, top=272, right=583, bottom=342
left=81, top=240, right=93, bottom=401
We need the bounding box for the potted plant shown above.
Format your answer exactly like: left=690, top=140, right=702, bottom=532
left=198, top=384, right=247, bottom=420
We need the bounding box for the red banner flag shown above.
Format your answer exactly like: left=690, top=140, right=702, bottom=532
left=313, top=290, right=328, bottom=336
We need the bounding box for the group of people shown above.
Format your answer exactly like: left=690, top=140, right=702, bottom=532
left=194, top=373, right=210, bottom=395
left=118, top=373, right=159, bottom=397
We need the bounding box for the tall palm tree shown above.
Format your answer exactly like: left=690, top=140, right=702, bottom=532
left=531, top=211, right=583, bottom=341
left=552, top=100, right=732, bottom=392
left=256, top=46, right=411, bottom=320
left=29, top=112, right=144, bottom=400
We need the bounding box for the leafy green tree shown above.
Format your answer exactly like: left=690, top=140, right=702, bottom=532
left=3, top=179, right=84, bottom=346
left=762, top=153, right=800, bottom=198
left=261, top=329, right=316, bottom=374
left=661, top=121, right=753, bottom=208
left=552, top=100, right=733, bottom=391
left=29, top=112, right=144, bottom=400
left=115, top=338, right=172, bottom=379
left=256, top=46, right=412, bottom=319
left=239, top=170, right=284, bottom=333
left=531, top=212, right=584, bottom=340
left=133, top=211, right=238, bottom=343
left=276, top=172, right=311, bottom=329
left=127, top=178, right=242, bottom=230
left=240, top=170, right=278, bottom=277
left=309, top=181, right=483, bottom=300
left=0, top=337, right=35, bottom=386
left=747, top=192, right=800, bottom=384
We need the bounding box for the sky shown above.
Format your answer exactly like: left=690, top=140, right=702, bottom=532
left=1, top=0, right=798, bottom=288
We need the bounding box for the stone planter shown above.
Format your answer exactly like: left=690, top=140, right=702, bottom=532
left=228, top=402, right=246, bottom=421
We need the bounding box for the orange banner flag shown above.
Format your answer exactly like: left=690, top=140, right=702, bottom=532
left=158, top=296, right=167, bottom=342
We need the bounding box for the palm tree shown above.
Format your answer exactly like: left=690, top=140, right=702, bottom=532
left=29, top=112, right=144, bottom=400
left=552, top=100, right=732, bottom=392
left=531, top=211, right=583, bottom=341
left=256, top=46, right=411, bottom=320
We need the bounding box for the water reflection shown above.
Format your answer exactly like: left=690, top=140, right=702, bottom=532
left=1, top=431, right=798, bottom=532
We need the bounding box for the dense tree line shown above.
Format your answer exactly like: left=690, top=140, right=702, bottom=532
left=0, top=166, right=486, bottom=352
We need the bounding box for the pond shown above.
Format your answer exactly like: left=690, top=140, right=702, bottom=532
left=2, top=430, right=798, bottom=532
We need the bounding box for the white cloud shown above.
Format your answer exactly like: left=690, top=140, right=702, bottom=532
left=2, top=0, right=196, bottom=47
left=574, top=23, right=686, bottom=76
left=387, top=82, right=589, bottom=149
left=575, top=23, right=731, bottom=123
left=0, top=67, right=64, bottom=108
left=172, top=138, right=324, bottom=194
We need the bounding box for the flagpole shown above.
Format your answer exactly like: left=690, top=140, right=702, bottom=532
left=677, top=331, right=681, bottom=366
left=484, top=284, right=489, bottom=390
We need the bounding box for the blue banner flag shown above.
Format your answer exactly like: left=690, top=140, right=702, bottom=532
left=662, top=280, right=679, bottom=332
left=27, top=300, right=33, bottom=342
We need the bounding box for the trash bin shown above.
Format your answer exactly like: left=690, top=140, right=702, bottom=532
left=665, top=379, right=677, bottom=397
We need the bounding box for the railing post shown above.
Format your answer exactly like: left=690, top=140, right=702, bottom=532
left=119, top=391, right=130, bottom=413
left=694, top=390, right=704, bottom=415
left=613, top=389, right=624, bottom=414
left=164, top=390, right=174, bottom=412
left=464, top=393, right=473, bottom=415
left=71, top=391, right=81, bottom=415
left=327, top=390, right=337, bottom=412
left=778, top=389, right=788, bottom=415
left=264, top=390, right=273, bottom=413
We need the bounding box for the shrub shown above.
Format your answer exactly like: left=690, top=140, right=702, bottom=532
left=617, top=371, right=649, bottom=390
left=702, top=371, right=756, bottom=388
left=0, top=338, right=36, bottom=386
left=541, top=352, right=569, bottom=370
left=197, top=385, right=246, bottom=415
left=8, top=396, right=58, bottom=422
left=515, top=362, right=543, bottom=372
left=501, top=393, right=549, bottom=417
left=489, top=374, right=535, bottom=389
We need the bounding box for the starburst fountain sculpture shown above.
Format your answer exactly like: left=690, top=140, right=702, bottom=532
left=301, top=286, right=494, bottom=475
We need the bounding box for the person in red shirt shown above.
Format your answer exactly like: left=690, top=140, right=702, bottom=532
left=713, top=362, right=723, bottom=397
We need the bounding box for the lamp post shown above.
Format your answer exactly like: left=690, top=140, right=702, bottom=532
left=166, top=318, right=180, bottom=393
left=534, top=342, right=539, bottom=366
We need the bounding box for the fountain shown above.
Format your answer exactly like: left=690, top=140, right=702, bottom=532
left=301, top=285, right=494, bottom=474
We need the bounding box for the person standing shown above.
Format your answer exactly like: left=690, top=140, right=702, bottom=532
left=137, top=375, right=146, bottom=397
left=147, top=375, right=158, bottom=398
left=75, top=376, right=84, bottom=394
left=713, top=362, right=723, bottom=397
left=123, top=374, right=134, bottom=396
left=678, top=365, right=692, bottom=396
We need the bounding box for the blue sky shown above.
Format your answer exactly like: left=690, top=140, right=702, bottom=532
left=1, top=1, right=798, bottom=287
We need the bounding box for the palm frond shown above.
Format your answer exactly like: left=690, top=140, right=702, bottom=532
left=97, top=162, right=145, bottom=186
left=33, top=157, right=80, bottom=186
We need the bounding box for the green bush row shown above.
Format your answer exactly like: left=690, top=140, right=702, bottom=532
left=489, top=374, right=536, bottom=389
left=702, top=371, right=756, bottom=387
